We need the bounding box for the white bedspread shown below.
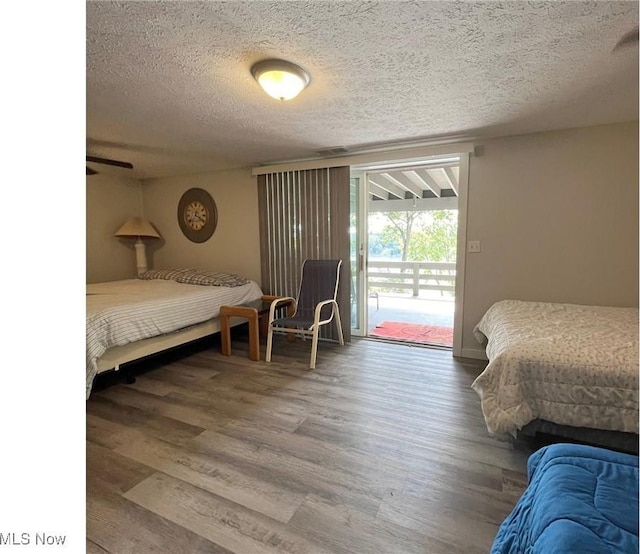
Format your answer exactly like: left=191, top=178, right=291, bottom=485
left=471, top=300, right=639, bottom=437
left=86, top=279, right=263, bottom=397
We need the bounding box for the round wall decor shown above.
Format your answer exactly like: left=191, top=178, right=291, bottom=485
left=177, top=188, right=218, bottom=243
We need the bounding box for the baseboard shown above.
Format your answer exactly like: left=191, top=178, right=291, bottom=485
left=460, top=347, right=488, bottom=360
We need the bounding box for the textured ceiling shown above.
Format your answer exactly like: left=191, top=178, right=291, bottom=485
left=86, top=1, right=639, bottom=179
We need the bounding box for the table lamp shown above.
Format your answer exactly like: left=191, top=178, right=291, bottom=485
left=114, top=216, right=161, bottom=276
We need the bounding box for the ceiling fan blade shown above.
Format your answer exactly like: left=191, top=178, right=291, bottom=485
left=614, top=27, right=639, bottom=51
left=86, top=155, right=134, bottom=169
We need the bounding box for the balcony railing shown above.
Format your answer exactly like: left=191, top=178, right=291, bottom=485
left=368, top=260, right=456, bottom=297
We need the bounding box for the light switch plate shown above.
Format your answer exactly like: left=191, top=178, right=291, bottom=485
left=467, top=240, right=481, bottom=253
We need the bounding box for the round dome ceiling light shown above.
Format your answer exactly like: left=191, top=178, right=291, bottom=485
left=251, top=59, right=311, bottom=101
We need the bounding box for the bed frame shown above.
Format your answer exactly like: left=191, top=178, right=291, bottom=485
left=95, top=316, right=246, bottom=377
left=518, top=419, right=639, bottom=455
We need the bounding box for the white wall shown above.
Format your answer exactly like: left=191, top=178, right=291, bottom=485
left=141, top=167, right=262, bottom=284
left=461, top=121, right=639, bottom=357
left=86, top=174, right=144, bottom=283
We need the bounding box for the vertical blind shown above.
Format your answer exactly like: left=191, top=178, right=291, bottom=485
left=257, top=166, right=351, bottom=342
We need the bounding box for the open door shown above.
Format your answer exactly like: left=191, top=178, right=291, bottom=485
left=350, top=154, right=469, bottom=354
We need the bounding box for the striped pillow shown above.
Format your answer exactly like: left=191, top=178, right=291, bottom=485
left=175, top=271, right=250, bottom=287
left=138, top=268, right=197, bottom=281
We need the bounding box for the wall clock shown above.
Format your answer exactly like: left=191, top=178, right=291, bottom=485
left=177, top=188, right=218, bottom=243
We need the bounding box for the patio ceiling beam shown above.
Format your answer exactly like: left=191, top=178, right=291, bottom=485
left=375, top=173, right=421, bottom=199
left=383, top=172, right=424, bottom=199
left=416, top=169, right=444, bottom=197
left=364, top=160, right=460, bottom=173
left=368, top=177, right=405, bottom=200
left=368, top=182, right=388, bottom=200
left=406, top=170, right=441, bottom=197
left=368, top=196, right=458, bottom=213
left=442, top=166, right=459, bottom=195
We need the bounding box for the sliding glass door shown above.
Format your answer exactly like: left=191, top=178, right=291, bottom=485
left=349, top=172, right=367, bottom=336
left=349, top=154, right=469, bottom=354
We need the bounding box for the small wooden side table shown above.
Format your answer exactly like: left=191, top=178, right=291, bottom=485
left=220, top=295, right=294, bottom=361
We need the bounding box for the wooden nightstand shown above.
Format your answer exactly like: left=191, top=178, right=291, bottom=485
left=220, top=295, right=294, bottom=361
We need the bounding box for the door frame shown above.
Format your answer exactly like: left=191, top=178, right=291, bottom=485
left=452, top=152, right=469, bottom=357
left=350, top=170, right=368, bottom=337
left=350, top=151, right=470, bottom=356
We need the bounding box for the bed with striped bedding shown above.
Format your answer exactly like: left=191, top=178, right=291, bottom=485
left=86, top=276, right=263, bottom=398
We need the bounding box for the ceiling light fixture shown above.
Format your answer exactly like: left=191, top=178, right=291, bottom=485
left=251, top=59, right=310, bottom=101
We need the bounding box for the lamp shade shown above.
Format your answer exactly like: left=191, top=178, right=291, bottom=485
left=251, top=59, right=310, bottom=101
left=114, top=217, right=161, bottom=239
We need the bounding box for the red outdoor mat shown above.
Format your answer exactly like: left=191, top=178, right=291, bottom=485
left=369, top=321, right=453, bottom=346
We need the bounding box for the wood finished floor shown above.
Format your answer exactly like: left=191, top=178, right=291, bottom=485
left=87, top=332, right=534, bottom=554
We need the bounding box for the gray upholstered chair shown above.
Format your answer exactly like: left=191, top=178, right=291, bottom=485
left=265, top=259, right=345, bottom=369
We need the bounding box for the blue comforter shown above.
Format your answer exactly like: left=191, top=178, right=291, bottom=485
left=492, top=443, right=639, bottom=553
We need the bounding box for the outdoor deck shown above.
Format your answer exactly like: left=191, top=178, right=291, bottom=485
left=365, top=293, right=455, bottom=347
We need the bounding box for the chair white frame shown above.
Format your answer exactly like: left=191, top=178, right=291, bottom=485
left=265, top=260, right=345, bottom=369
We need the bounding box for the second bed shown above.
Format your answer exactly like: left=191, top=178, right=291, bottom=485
left=471, top=300, right=639, bottom=442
